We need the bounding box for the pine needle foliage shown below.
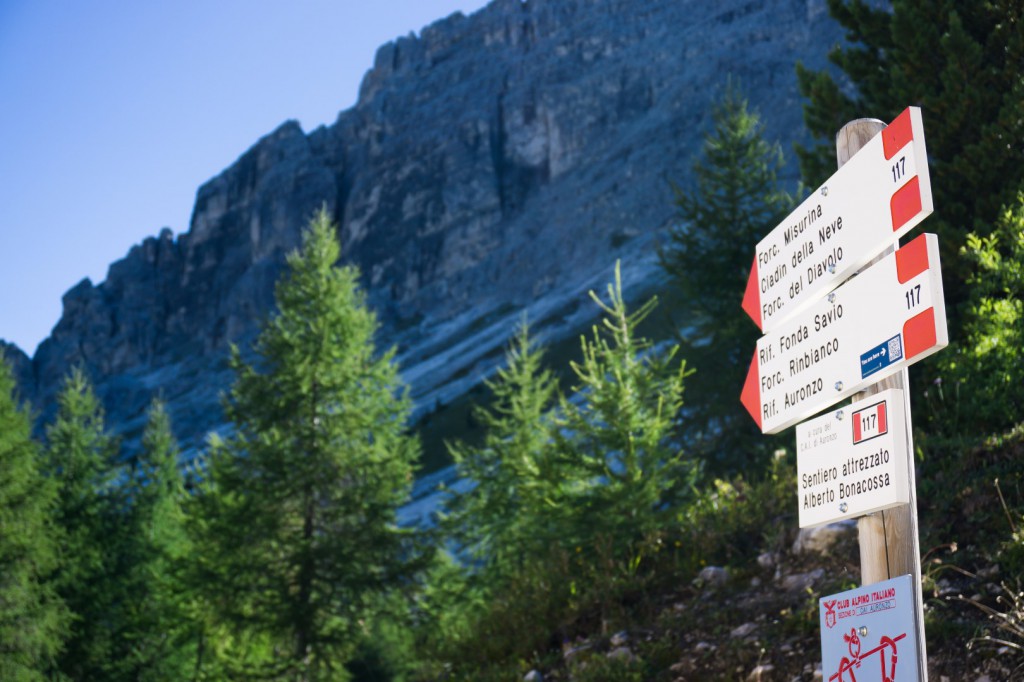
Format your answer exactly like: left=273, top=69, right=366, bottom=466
left=0, top=355, right=67, bottom=680
left=45, top=367, right=124, bottom=681
left=194, top=207, right=421, bottom=680
left=556, top=262, right=696, bottom=560
left=426, top=271, right=696, bottom=673
left=795, top=0, right=1024, bottom=308
left=119, top=399, right=194, bottom=681
left=445, top=320, right=561, bottom=578
left=658, top=82, right=793, bottom=470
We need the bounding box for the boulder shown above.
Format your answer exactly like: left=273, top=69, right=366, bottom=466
left=792, top=520, right=857, bottom=556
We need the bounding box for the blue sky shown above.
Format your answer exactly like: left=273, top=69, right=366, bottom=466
left=0, top=0, right=491, bottom=355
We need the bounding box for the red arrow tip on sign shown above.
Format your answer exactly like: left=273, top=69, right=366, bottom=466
left=742, top=256, right=762, bottom=330
left=740, top=351, right=762, bottom=430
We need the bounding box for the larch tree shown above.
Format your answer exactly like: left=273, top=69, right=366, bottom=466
left=195, top=207, right=422, bottom=680
left=45, top=367, right=124, bottom=681
left=0, top=354, right=67, bottom=680
left=445, top=320, right=561, bottom=580
left=120, top=399, right=194, bottom=681
left=556, top=263, right=696, bottom=562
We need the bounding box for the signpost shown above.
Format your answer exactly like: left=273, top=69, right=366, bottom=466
left=740, top=233, right=947, bottom=434
left=820, top=575, right=920, bottom=682
left=739, top=108, right=944, bottom=680
left=742, top=107, right=933, bottom=333
left=796, top=389, right=910, bottom=528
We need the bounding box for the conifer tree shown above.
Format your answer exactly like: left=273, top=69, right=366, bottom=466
left=796, top=0, right=1024, bottom=305
left=658, top=82, right=792, bottom=469
left=445, top=321, right=560, bottom=578
left=45, top=367, right=123, bottom=680
left=557, top=263, right=695, bottom=558
left=196, top=208, right=421, bottom=680
left=120, top=399, right=193, bottom=681
left=179, top=438, right=231, bottom=681
left=0, top=355, right=67, bottom=680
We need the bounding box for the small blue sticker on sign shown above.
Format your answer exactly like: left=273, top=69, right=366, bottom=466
left=860, top=334, right=903, bottom=379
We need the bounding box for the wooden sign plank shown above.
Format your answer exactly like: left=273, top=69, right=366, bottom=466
left=796, top=389, right=910, bottom=528
left=741, top=233, right=947, bottom=434
left=742, top=107, right=933, bottom=333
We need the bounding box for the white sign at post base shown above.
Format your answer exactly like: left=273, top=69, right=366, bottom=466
left=820, top=575, right=920, bottom=682
left=742, top=107, right=933, bottom=333
left=741, top=233, right=947, bottom=434
left=796, top=389, right=910, bottom=528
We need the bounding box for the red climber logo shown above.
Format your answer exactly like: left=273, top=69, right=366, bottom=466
left=829, top=628, right=907, bottom=682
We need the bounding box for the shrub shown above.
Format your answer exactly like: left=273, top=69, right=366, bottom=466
left=926, top=193, right=1024, bottom=439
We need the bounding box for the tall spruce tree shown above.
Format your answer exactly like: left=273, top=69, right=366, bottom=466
left=120, top=399, right=193, bottom=681
left=196, top=208, right=421, bottom=680
left=445, top=321, right=561, bottom=579
left=45, top=368, right=124, bottom=681
left=0, top=355, right=67, bottom=680
left=658, top=82, right=793, bottom=470
left=796, top=0, right=1024, bottom=307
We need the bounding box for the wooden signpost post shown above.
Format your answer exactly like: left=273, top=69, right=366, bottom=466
left=740, top=107, right=944, bottom=680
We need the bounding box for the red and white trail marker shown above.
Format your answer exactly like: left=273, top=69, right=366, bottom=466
left=740, top=233, right=947, bottom=435
left=796, top=389, right=910, bottom=529
left=742, top=107, right=933, bottom=333
left=852, top=399, right=888, bottom=445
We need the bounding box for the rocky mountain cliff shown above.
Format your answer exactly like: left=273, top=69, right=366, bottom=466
left=5, top=0, right=854, bottom=460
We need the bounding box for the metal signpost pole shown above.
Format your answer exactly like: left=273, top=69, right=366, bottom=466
left=836, top=118, right=928, bottom=680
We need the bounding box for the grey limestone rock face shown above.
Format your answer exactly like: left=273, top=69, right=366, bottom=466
left=17, top=0, right=853, bottom=453
left=0, top=340, right=33, bottom=402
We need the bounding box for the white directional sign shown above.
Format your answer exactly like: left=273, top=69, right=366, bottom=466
left=796, top=389, right=910, bottom=528
left=741, top=233, right=947, bottom=434
left=820, top=575, right=920, bottom=682
left=742, top=107, right=933, bottom=333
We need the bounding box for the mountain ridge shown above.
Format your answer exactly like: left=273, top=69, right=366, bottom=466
left=3, top=0, right=855, bottom=458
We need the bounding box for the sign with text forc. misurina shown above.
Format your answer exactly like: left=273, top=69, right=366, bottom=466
left=742, top=107, right=933, bottom=333
left=820, top=575, right=919, bottom=682
left=796, top=389, right=910, bottom=528
left=740, top=233, right=947, bottom=434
